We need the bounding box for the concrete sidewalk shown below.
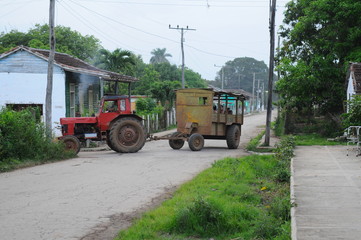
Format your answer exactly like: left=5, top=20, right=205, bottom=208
left=292, top=145, right=361, bottom=240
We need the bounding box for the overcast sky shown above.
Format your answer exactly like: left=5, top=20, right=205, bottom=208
left=1, top=0, right=288, bottom=80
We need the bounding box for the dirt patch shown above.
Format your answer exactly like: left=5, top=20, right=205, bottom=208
left=80, top=185, right=177, bottom=240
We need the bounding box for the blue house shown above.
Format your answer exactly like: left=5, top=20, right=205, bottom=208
left=0, top=46, right=137, bottom=135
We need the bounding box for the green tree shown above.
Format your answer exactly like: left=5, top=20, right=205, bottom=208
left=133, top=66, right=161, bottom=95
left=150, top=81, right=181, bottom=110
left=277, top=0, right=361, bottom=116
left=150, top=48, right=172, bottom=64
left=214, top=57, right=269, bottom=93
left=0, top=24, right=101, bottom=61
left=184, top=68, right=207, bottom=88
left=135, top=98, right=157, bottom=115
left=152, top=63, right=180, bottom=82
left=95, top=48, right=136, bottom=74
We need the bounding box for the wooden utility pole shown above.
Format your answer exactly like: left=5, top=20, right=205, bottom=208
left=264, top=0, right=276, bottom=146
left=169, top=25, right=196, bottom=88
left=252, top=72, right=256, bottom=112
left=46, top=0, right=55, bottom=135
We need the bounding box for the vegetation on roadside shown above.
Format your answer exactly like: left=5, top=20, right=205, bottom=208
left=276, top=0, right=361, bottom=137
left=246, top=130, right=266, bottom=152
left=0, top=108, right=76, bottom=172
left=342, top=95, right=361, bottom=128
left=116, top=136, right=295, bottom=240
left=293, top=134, right=344, bottom=146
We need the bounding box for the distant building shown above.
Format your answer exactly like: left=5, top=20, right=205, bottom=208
left=347, top=63, right=361, bottom=112
left=208, top=85, right=253, bottom=113
left=0, top=46, right=137, bottom=135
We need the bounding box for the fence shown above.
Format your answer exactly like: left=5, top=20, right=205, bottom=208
left=141, top=108, right=176, bottom=134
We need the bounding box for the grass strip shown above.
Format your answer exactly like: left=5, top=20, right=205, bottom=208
left=294, top=133, right=345, bottom=146
left=246, top=130, right=266, bottom=152
left=116, top=137, right=294, bottom=240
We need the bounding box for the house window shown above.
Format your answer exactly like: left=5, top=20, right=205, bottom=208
left=70, top=83, right=76, bottom=117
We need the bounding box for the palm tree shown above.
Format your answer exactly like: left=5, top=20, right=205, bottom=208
left=150, top=48, right=172, bottom=64
left=95, top=48, right=135, bottom=74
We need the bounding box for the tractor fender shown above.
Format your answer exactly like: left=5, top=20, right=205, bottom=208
left=108, top=114, right=143, bottom=130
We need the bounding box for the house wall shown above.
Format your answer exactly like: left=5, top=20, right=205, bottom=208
left=347, top=74, right=355, bottom=102
left=0, top=51, right=66, bottom=136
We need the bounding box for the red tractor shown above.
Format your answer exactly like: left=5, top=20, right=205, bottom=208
left=59, top=95, right=146, bottom=154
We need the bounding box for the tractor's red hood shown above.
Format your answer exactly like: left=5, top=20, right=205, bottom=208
left=60, top=117, right=97, bottom=124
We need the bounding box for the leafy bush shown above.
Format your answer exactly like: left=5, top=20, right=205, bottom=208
left=0, top=107, right=75, bottom=171
left=135, top=98, right=157, bottom=114
left=273, top=136, right=295, bottom=183
left=342, top=95, right=361, bottom=128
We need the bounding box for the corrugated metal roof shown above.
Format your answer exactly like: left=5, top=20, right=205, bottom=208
left=0, top=46, right=138, bottom=83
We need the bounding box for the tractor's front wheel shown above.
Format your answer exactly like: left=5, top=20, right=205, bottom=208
left=109, top=117, right=146, bottom=153
left=62, top=135, right=81, bottom=154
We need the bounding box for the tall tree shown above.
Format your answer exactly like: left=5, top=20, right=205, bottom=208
left=0, top=24, right=101, bottom=61
left=214, top=57, right=269, bottom=94
left=150, top=48, right=172, bottom=64
left=95, top=48, right=136, bottom=74
left=277, top=0, right=361, bottom=115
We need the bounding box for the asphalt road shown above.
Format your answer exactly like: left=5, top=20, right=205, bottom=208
left=0, top=112, right=268, bottom=240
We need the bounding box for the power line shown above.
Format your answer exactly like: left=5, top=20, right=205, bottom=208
left=58, top=0, right=149, bottom=55
left=68, top=0, right=179, bottom=44
left=75, top=0, right=286, bottom=8
left=67, top=0, right=240, bottom=60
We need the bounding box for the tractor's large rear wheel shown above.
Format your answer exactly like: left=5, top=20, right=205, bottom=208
left=109, top=117, right=146, bottom=153
left=62, top=135, right=81, bottom=154
left=106, top=132, right=117, bottom=151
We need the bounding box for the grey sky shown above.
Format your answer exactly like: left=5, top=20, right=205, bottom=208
left=1, top=0, right=287, bottom=80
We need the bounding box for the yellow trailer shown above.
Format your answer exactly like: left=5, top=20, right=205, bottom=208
left=167, top=88, right=246, bottom=151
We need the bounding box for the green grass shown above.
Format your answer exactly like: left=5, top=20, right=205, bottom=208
left=294, top=133, right=344, bottom=146
left=116, top=153, right=291, bottom=240
left=246, top=130, right=266, bottom=152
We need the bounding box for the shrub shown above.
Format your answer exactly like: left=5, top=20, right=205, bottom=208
left=273, top=136, right=295, bottom=183
left=135, top=98, right=157, bottom=115
left=0, top=107, right=75, bottom=170
left=342, top=95, right=361, bottom=128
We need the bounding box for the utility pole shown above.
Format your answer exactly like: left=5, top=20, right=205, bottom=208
left=264, top=0, right=276, bottom=146
left=257, top=78, right=260, bottom=111
left=46, top=0, right=55, bottom=135
left=252, top=72, right=256, bottom=112
left=169, top=25, right=196, bottom=88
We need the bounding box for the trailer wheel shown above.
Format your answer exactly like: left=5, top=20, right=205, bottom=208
left=62, top=135, right=81, bottom=154
left=109, top=117, right=146, bottom=153
left=226, top=124, right=241, bottom=149
left=188, top=133, right=204, bottom=151
left=169, top=132, right=185, bottom=150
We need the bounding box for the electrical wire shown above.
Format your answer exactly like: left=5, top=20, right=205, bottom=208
left=58, top=0, right=149, bottom=54
left=0, top=0, right=40, bottom=19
